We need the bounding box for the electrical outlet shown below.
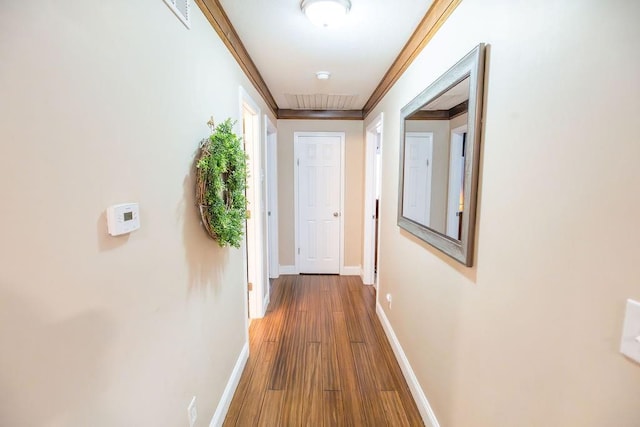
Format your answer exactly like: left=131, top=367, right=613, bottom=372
left=187, top=396, right=197, bottom=427
left=386, top=293, right=392, bottom=309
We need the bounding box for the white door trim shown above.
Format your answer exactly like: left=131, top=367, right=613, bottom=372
left=293, top=131, right=345, bottom=274
left=446, top=124, right=467, bottom=239
left=265, top=115, right=279, bottom=281
left=239, top=86, right=267, bottom=320
left=363, top=113, right=383, bottom=286
left=338, top=133, right=345, bottom=275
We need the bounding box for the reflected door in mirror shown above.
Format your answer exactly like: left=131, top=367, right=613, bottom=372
left=397, top=43, right=485, bottom=266
left=402, top=132, right=433, bottom=226
left=401, top=103, right=468, bottom=243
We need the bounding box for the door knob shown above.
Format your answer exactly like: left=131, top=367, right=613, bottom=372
left=333, top=212, right=339, bottom=217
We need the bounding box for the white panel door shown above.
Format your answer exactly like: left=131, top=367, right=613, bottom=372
left=297, top=134, right=342, bottom=274
left=402, top=132, right=433, bottom=226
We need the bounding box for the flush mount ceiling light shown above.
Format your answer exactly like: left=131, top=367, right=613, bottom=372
left=316, top=71, right=331, bottom=80
left=301, top=0, right=351, bottom=28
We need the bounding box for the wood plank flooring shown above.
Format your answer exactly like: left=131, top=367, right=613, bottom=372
left=223, top=275, right=424, bottom=426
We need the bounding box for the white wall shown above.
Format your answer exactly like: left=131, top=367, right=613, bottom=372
left=368, top=0, right=640, bottom=425
left=0, top=1, right=274, bottom=425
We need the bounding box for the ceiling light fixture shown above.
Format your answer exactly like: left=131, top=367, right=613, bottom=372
left=301, top=0, right=351, bottom=28
left=316, top=71, right=331, bottom=80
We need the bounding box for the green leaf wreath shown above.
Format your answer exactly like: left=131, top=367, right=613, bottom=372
left=196, top=118, right=248, bottom=248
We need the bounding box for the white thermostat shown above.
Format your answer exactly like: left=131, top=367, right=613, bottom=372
left=106, top=203, right=140, bottom=236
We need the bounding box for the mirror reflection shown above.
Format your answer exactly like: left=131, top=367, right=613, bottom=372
left=397, top=43, right=485, bottom=266
left=402, top=76, right=469, bottom=240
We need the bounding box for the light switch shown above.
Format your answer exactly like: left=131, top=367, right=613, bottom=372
left=620, top=299, right=640, bottom=364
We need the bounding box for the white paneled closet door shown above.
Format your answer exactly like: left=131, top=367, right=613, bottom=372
left=296, top=134, right=342, bottom=274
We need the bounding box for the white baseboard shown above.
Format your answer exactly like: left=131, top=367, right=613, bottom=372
left=341, top=265, right=361, bottom=276
left=361, top=267, right=375, bottom=286
left=209, top=342, right=249, bottom=427
left=376, top=303, right=440, bottom=427
left=279, top=265, right=296, bottom=275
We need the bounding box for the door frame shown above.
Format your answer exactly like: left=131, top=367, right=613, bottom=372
left=446, top=123, right=467, bottom=239
left=362, top=113, right=383, bottom=286
left=293, top=131, right=346, bottom=275
left=264, top=115, right=279, bottom=283
left=239, top=86, right=267, bottom=319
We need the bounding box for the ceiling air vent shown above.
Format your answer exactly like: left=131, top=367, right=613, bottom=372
left=285, top=94, right=359, bottom=110
left=163, top=0, right=191, bottom=29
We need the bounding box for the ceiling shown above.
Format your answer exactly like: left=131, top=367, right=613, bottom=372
left=195, top=0, right=461, bottom=118
left=423, top=77, right=469, bottom=110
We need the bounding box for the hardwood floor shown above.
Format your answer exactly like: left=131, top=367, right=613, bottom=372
left=223, top=275, right=424, bottom=426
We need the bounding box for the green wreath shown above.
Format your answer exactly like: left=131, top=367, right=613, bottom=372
left=196, top=118, right=248, bottom=248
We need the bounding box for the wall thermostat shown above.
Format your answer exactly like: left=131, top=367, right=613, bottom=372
left=106, top=203, right=140, bottom=236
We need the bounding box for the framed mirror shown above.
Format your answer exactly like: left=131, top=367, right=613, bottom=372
left=398, top=44, right=486, bottom=266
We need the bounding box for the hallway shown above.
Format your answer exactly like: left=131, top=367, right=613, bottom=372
left=223, top=275, right=423, bottom=426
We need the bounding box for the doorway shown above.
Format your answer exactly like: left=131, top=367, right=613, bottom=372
left=363, top=114, right=383, bottom=287
left=446, top=124, right=467, bottom=240
left=240, top=87, right=267, bottom=319
left=265, top=115, right=278, bottom=283
left=294, top=132, right=345, bottom=274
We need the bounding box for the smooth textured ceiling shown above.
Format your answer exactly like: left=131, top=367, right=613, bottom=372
left=423, top=77, right=469, bottom=110
left=218, top=0, right=434, bottom=110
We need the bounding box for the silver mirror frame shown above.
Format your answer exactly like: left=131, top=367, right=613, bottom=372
left=398, top=43, right=486, bottom=266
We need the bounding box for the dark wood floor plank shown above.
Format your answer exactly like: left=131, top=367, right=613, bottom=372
left=223, top=275, right=424, bottom=426
left=323, top=390, right=345, bottom=426
left=291, top=275, right=306, bottom=311
left=349, top=287, right=400, bottom=392
left=233, top=341, right=277, bottom=426
left=265, top=277, right=297, bottom=382
left=321, top=300, right=341, bottom=391
left=281, top=342, right=322, bottom=426
left=380, top=390, right=413, bottom=426
left=300, top=276, right=322, bottom=343
left=341, top=285, right=365, bottom=342
left=351, top=342, right=387, bottom=425
left=256, top=390, right=284, bottom=426
left=297, top=276, right=311, bottom=312
left=269, top=310, right=307, bottom=390
left=304, top=342, right=324, bottom=424
left=329, top=278, right=343, bottom=312
left=319, top=275, right=331, bottom=292
left=263, top=276, right=293, bottom=342
left=332, top=311, right=365, bottom=425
